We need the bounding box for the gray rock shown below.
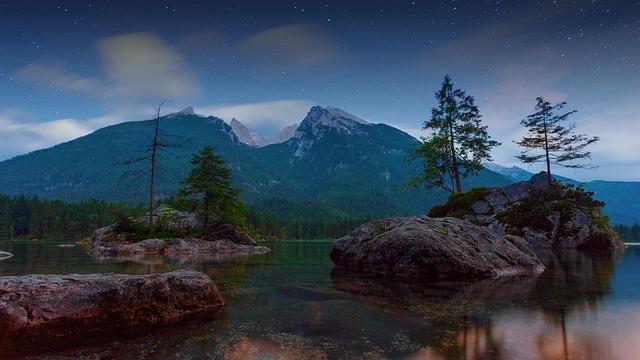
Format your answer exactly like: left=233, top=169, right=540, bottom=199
left=166, top=238, right=269, bottom=256
left=145, top=207, right=202, bottom=231
left=91, top=225, right=114, bottom=244
left=487, top=221, right=507, bottom=236
left=529, top=172, right=554, bottom=190
left=0, top=251, right=12, bottom=260
left=330, top=216, right=545, bottom=280
left=522, top=227, right=551, bottom=248
left=93, top=238, right=166, bottom=255
left=485, top=190, right=509, bottom=207
left=471, top=200, right=491, bottom=214
left=0, top=270, right=224, bottom=357
left=474, top=214, right=496, bottom=225
left=502, top=181, right=530, bottom=202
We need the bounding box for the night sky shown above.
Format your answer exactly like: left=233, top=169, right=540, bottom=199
left=1, top=1, right=638, bottom=180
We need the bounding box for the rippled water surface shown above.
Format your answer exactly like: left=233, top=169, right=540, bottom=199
left=1, top=240, right=639, bottom=359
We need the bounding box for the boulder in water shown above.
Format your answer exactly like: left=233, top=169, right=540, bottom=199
left=0, top=270, right=224, bottom=357
left=330, top=216, right=544, bottom=280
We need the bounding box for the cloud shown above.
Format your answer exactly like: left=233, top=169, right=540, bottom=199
left=17, top=63, right=101, bottom=96
left=96, top=32, right=200, bottom=100
left=0, top=109, right=123, bottom=159
left=240, top=24, right=341, bottom=69
left=199, top=100, right=313, bottom=136
left=18, top=32, right=200, bottom=104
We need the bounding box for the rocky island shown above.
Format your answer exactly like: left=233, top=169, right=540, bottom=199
left=331, top=216, right=545, bottom=280
left=0, top=270, right=223, bottom=357
left=90, top=207, right=270, bottom=258
left=429, top=172, right=625, bottom=252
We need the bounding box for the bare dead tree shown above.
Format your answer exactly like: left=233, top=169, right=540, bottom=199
left=120, top=100, right=190, bottom=227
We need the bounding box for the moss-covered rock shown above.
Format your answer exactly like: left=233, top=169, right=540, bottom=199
left=429, top=172, right=625, bottom=252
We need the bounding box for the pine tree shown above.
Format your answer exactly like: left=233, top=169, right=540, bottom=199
left=516, top=97, right=599, bottom=185
left=178, top=146, right=245, bottom=235
left=413, top=75, right=499, bottom=193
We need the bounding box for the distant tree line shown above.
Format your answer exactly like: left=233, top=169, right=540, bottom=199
left=247, top=210, right=368, bottom=240
left=612, top=223, right=640, bottom=242
left=0, top=192, right=367, bottom=241
left=0, top=194, right=124, bottom=241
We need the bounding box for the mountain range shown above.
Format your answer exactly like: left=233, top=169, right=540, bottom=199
left=0, top=106, right=636, bottom=225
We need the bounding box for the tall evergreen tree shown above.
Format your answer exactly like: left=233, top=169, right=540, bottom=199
left=516, top=97, right=599, bottom=185
left=413, top=75, right=499, bottom=193
left=178, top=146, right=245, bottom=235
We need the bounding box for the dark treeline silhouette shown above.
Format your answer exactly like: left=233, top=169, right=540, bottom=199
left=612, top=223, right=640, bottom=242
left=247, top=210, right=368, bottom=240
left=0, top=194, right=124, bottom=241
left=0, top=193, right=366, bottom=241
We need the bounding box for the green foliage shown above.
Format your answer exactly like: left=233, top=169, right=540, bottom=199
left=178, top=146, right=246, bottom=233
left=108, top=205, right=199, bottom=242
left=428, top=187, right=490, bottom=218
left=413, top=75, right=499, bottom=193
left=498, top=184, right=608, bottom=236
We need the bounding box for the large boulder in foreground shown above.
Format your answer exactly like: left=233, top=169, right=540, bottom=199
left=0, top=270, right=223, bottom=357
left=429, top=172, right=625, bottom=252
left=330, top=216, right=544, bottom=280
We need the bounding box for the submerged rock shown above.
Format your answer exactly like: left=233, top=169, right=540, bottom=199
left=0, top=270, right=224, bottom=357
left=0, top=251, right=12, bottom=260
left=165, top=238, right=268, bottom=255
left=92, top=238, right=269, bottom=257
left=330, top=216, right=544, bottom=280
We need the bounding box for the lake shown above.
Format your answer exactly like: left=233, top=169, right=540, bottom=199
left=1, top=240, right=639, bottom=359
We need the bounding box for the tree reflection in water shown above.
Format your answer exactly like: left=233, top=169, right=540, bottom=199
left=331, top=249, right=620, bottom=359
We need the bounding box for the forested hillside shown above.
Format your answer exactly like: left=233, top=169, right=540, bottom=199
left=0, top=106, right=512, bottom=223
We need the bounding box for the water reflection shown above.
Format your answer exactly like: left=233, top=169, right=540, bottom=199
left=330, top=249, right=623, bottom=360
left=0, top=241, right=638, bottom=359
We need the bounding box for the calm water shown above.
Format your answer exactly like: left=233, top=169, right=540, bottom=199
left=1, top=240, right=639, bottom=360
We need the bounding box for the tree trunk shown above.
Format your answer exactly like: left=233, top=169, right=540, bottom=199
left=542, top=116, right=552, bottom=186
left=203, top=191, right=210, bottom=235
left=449, top=121, right=462, bottom=193
left=148, top=116, right=160, bottom=227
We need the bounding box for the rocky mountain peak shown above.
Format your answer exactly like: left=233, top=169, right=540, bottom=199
left=229, top=118, right=298, bottom=147
left=229, top=118, right=265, bottom=147
left=177, top=107, right=195, bottom=115
left=301, top=106, right=369, bottom=129
left=291, top=106, right=371, bottom=157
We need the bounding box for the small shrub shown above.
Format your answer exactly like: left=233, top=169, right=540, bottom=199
left=497, top=183, right=610, bottom=236
left=427, top=187, right=490, bottom=218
